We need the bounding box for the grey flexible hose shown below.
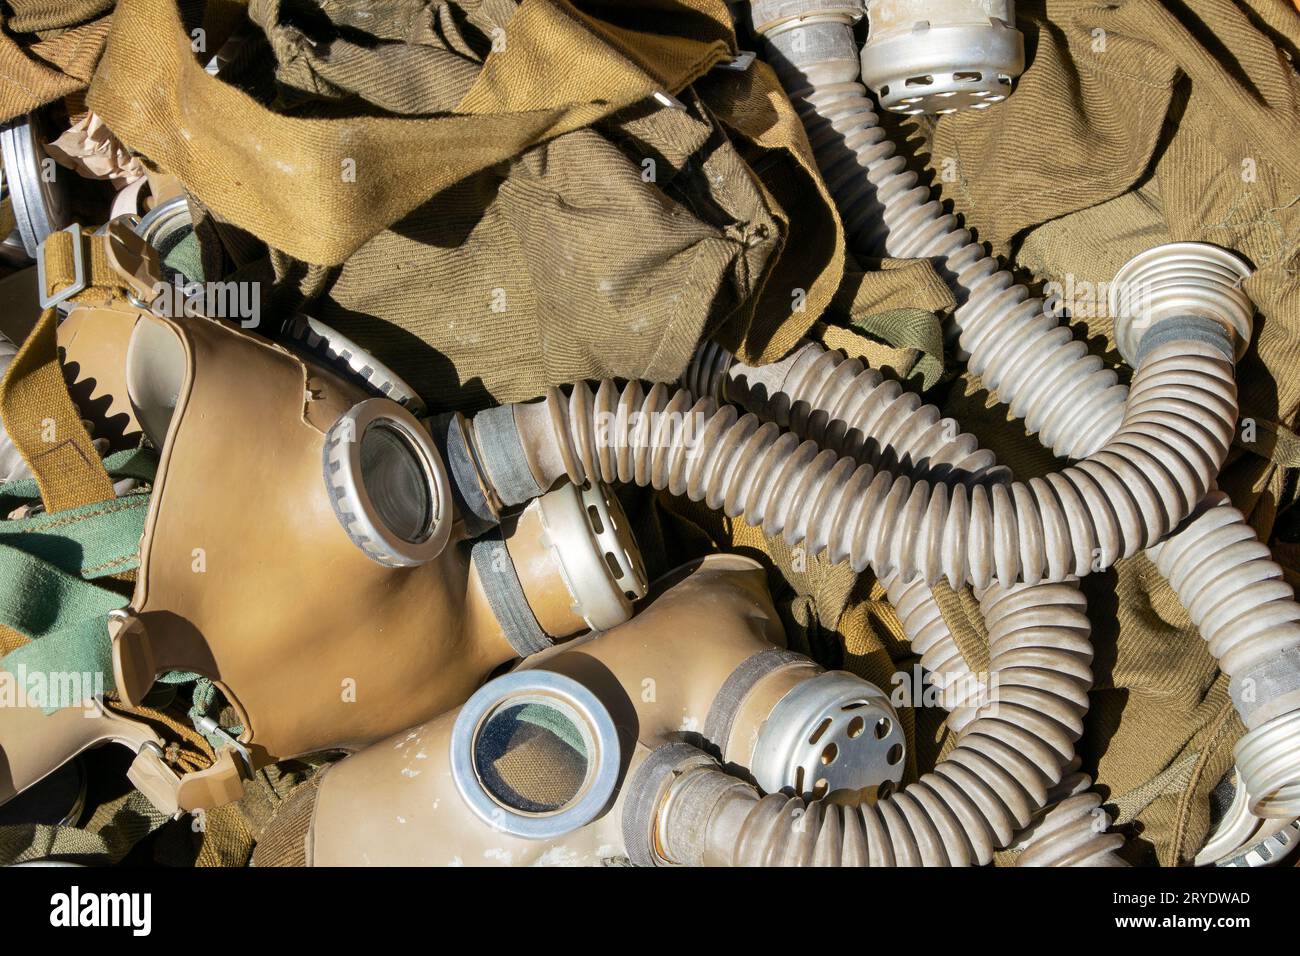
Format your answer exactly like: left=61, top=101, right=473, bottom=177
left=1150, top=494, right=1300, bottom=817
left=530, top=335, right=1235, bottom=591
left=516, top=379, right=1102, bottom=862
left=754, top=10, right=1128, bottom=460
left=687, top=342, right=1008, bottom=736
left=684, top=340, right=1122, bottom=863
left=748, top=2, right=1300, bottom=817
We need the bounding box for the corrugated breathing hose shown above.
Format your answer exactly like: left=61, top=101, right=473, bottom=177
left=683, top=339, right=1122, bottom=864
left=503, top=383, right=1121, bottom=864
left=749, top=1, right=1128, bottom=460
left=744, top=0, right=1300, bottom=818
left=528, top=330, right=1237, bottom=592
left=1013, top=771, right=1128, bottom=867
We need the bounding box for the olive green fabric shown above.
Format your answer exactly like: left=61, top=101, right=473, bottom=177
left=88, top=0, right=876, bottom=407
left=0, top=757, right=324, bottom=866
left=86, top=0, right=738, bottom=265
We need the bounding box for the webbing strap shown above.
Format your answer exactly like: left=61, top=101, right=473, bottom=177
left=0, top=307, right=115, bottom=513
left=0, top=487, right=153, bottom=710
left=0, top=491, right=151, bottom=579
left=0, top=540, right=128, bottom=639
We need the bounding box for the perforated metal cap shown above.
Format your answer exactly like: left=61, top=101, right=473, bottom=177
left=751, top=670, right=906, bottom=800
left=286, top=314, right=426, bottom=414
left=323, top=398, right=452, bottom=567
left=860, top=0, right=1024, bottom=115
left=535, top=481, right=648, bottom=632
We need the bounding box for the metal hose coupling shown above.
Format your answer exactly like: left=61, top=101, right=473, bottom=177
left=859, top=0, right=1025, bottom=114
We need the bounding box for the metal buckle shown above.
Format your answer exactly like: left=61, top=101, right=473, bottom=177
left=716, top=51, right=756, bottom=72
left=35, top=222, right=85, bottom=309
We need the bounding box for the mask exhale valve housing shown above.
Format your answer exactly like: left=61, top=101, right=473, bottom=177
left=859, top=0, right=1025, bottom=114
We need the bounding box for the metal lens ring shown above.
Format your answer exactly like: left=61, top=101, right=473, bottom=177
left=323, top=398, right=452, bottom=567
left=0, top=113, right=70, bottom=257
left=451, top=670, right=621, bottom=840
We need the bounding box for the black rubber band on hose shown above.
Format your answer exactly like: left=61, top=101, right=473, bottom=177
left=620, top=742, right=718, bottom=868
left=702, top=647, right=809, bottom=756
left=1135, top=314, right=1235, bottom=366
left=434, top=413, right=498, bottom=538
left=470, top=533, right=553, bottom=657
left=473, top=404, right=544, bottom=507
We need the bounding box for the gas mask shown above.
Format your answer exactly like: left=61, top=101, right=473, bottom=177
left=252, top=555, right=907, bottom=866
left=1, top=290, right=646, bottom=817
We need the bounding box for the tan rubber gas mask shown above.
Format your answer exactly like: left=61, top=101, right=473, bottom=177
left=254, top=556, right=906, bottom=867
left=2, top=304, right=647, bottom=816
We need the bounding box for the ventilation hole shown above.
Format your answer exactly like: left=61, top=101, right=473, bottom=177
left=954, top=71, right=983, bottom=82
left=812, top=779, right=829, bottom=799
left=624, top=591, right=637, bottom=601
left=604, top=551, right=622, bottom=578
left=887, top=743, right=904, bottom=766
left=847, top=716, right=866, bottom=739
left=821, top=743, right=839, bottom=766
left=840, top=701, right=869, bottom=711
left=880, top=84, right=890, bottom=97
left=874, top=717, right=892, bottom=740
left=905, top=75, right=935, bottom=87
left=587, top=505, right=605, bottom=535
left=808, top=718, right=833, bottom=746
left=795, top=766, right=806, bottom=795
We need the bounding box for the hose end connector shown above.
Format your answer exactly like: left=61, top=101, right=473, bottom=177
left=1235, top=710, right=1300, bottom=819
left=1109, top=241, right=1254, bottom=365
left=860, top=0, right=1025, bottom=115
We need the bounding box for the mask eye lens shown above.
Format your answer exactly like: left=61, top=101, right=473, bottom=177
left=474, top=700, right=590, bottom=814
left=324, top=398, right=452, bottom=567
left=360, top=422, right=432, bottom=543
left=452, top=671, right=620, bottom=839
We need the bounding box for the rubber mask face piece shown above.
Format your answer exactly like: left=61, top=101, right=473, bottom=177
left=289, top=557, right=904, bottom=866
left=120, top=314, right=514, bottom=763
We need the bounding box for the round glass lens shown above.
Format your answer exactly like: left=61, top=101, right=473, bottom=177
left=359, top=422, right=432, bottom=543
left=473, top=701, right=590, bottom=814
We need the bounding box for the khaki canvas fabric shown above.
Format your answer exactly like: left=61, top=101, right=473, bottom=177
left=0, top=4, right=112, bottom=123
